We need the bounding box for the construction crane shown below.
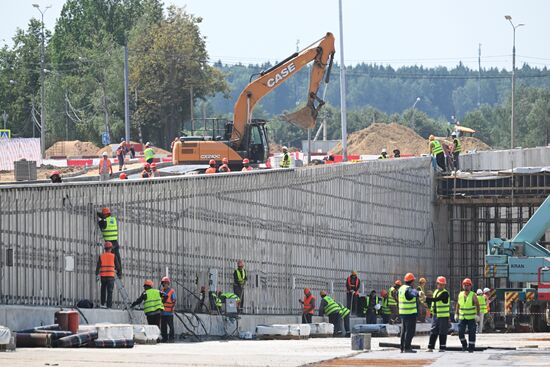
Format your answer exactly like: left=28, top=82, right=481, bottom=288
left=486, top=194, right=550, bottom=331
left=172, top=32, right=336, bottom=168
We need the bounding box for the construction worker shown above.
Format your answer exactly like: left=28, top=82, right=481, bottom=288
left=338, top=302, right=351, bottom=337
left=476, top=288, right=488, bottom=333
left=116, top=144, right=125, bottom=171
left=299, top=288, right=316, bottom=323
left=399, top=272, right=420, bottom=353
left=455, top=278, right=480, bottom=353
left=388, top=280, right=401, bottom=324
left=219, top=157, right=231, bottom=173
left=364, top=289, right=381, bottom=324
left=319, top=291, right=341, bottom=336
left=417, top=277, right=428, bottom=322
left=150, top=163, right=160, bottom=177
left=209, top=290, right=223, bottom=313
left=160, top=277, right=176, bottom=342
left=242, top=158, right=253, bottom=172
left=144, top=142, right=155, bottom=164
left=345, top=270, right=360, bottom=315
left=130, top=279, right=164, bottom=327
left=233, top=260, right=247, bottom=312
left=119, top=172, right=128, bottom=180
left=141, top=163, right=152, bottom=178
left=379, top=289, right=392, bottom=324
left=95, top=241, right=121, bottom=309
left=429, top=135, right=446, bottom=172
left=426, top=276, right=450, bottom=352
left=483, top=288, right=495, bottom=331
left=97, top=207, right=121, bottom=267
left=393, top=149, right=401, bottom=158
left=205, top=159, right=217, bottom=174
left=451, top=132, right=461, bottom=171
left=280, top=146, right=291, bottom=168
left=219, top=291, right=241, bottom=312
left=378, top=148, right=388, bottom=159
left=99, top=151, right=112, bottom=181
left=49, top=170, right=62, bottom=183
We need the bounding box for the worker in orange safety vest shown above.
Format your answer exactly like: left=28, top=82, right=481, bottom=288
left=299, top=288, right=316, bottom=323
left=95, top=241, right=121, bottom=308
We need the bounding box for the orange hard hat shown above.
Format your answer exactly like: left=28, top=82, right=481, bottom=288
left=395, top=279, right=402, bottom=286
left=101, top=207, right=111, bottom=216
left=404, top=273, right=415, bottom=282
left=144, top=279, right=154, bottom=287
left=144, top=163, right=150, bottom=169
left=50, top=170, right=61, bottom=177
left=161, top=276, right=170, bottom=284
left=436, top=276, right=447, bottom=285
left=222, top=157, right=229, bottom=164
left=119, top=172, right=127, bottom=180
left=462, top=278, right=472, bottom=286
left=380, top=289, right=388, bottom=297
left=209, top=159, right=216, bottom=165
left=243, top=158, right=250, bottom=164
left=103, top=241, right=113, bottom=249
left=320, top=290, right=327, bottom=297
left=151, top=163, right=157, bottom=169
left=304, top=288, right=310, bottom=295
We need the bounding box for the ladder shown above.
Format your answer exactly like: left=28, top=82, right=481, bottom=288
left=115, top=277, right=135, bottom=324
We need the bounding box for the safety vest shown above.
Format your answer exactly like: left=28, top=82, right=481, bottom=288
left=431, top=289, right=450, bottom=318
left=347, top=276, right=359, bottom=291
left=387, top=287, right=397, bottom=306
left=323, top=296, right=340, bottom=316
left=338, top=303, right=350, bottom=318
left=163, top=288, right=176, bottom=313
left=101, top=216, right=118, bottom=241
left=280, top=152, right=291, bottom=168
left=235, top=268, right=246, bottom=286
left=398, top=285, right=417, bottom=315
left=99, top=159, right=111, bottom=174
left=430, top=140, right=444, bottom=155
left=477, top=295, right=487, bottom=314
left=378, top=154, right=388, bottom=159
left=303, top=294, right=315, bottom=315
left=143, top=289, right=164, bottom=314
left=144, top=147, right=155, bottom=161
left=364, top=295, right=380, bottom=313
left=381, top=297, right=391, bottom=315
left=221, top=292, right=240, bottom=302
left=458, top=291, right=476, bottom=320
left=454, top=138, right=462, bottom=153
left=99, top=252, right=115, bottom=277
left=211, top=292, right=222, bottom=309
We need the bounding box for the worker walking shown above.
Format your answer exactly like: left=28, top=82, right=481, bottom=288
left=378, top=148, right=388, bottom=159
left=379, top=289, right=392, bottom=324
left=99, top=152, right=112, bottom=181
left=116, top=144, right=125, bottom=172
left=399, top=272, right=420, bottom=353
left=233, top=260, right=247, bottom=313
left=417, top=277, right=428, bottom=322
left=95, top=241, right=122, bottom=309
left=205, top=159, right=217, bottom=174
left=299, top=288, right=316, bottom=324
left=144, top=142, right=155, bottom=164
left=451, top=132, right=461, bottom=171
left=365, top=289, right=381, bottom=324
left=319, top=291, right=341, bottom=336
left=338, top=302, right=351, bottom=337
left=97, top=207, right=121, bottom=267
left=280, top=146, right=291, bottom=168
left=388, top=280, right=401, bottom=324
left=346, top=270, right=360, bottom=315
left=130, top=280, right=164, bottom=328
left=476, top=289, right=487, bottom=334
left=160, top=277, right=176, bottom=343
left=426, top=276, right=450, bottom=352
left=455, top=278, right=481, bottom=352
left=429, top=135, right=446, bottom=172
left=242, top=158, right=253, bottom=172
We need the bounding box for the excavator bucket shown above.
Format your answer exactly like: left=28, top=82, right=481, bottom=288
left=282, top=104, right=318, bottom=129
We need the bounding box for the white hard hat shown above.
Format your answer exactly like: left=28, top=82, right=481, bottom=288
left=145, top=142, right=151, bottom=147
left=282, top=146, right=288, bottom=151
left=451, top=132, right=457, bottom=136
left=483, top=287, right=490, bottom=293
left=476, top=289, right=483, bottom=295
left=102, top=152, right=108, bottom=157
left=381, top=148, right=387, bottom=153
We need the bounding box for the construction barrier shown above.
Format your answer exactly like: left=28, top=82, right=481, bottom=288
left=505, top=291, right=519, bottom=314
left=0, top=158, right=436, bottom=314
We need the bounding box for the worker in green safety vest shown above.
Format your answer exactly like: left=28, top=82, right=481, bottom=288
left=144, top=142, right=155, bottom=164
left=429, top=135, right=446, bottom=172
left=451, top=132, right=461, bottom=171
left=233, top=260, right=247, bottom=313
left=364, top=290, right=381, bottom=324
left=388, top=280, right=401, bottom=324
left=426, top=276, right=450, bottom=352
left=338, top=303, right=351, bottom=336
left=131, top=279, right=164, bottom=328
left=379, top=289, right=392, bottom=324
left=399, top=273, right=420, bottom=353
left=280, top=146, right=291, bottom=168
left=319, top=291, right=342, bottom=336
left=476, top=288, right=488, bottom=334
left=97, top=207, right=122, bottom=268
left=455, top=278, right=480, bottom=353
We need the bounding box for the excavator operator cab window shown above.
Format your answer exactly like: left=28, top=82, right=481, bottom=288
left=249, top=123, right=268, bottom=163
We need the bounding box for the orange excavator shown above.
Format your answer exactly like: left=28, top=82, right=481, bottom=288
left=172, top=32, right=336, bottom=167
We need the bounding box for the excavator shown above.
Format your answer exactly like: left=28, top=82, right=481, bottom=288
left=172, top=32, right=336, bottom=167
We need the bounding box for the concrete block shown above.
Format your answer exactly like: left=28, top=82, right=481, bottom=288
left=351, top=333, right=371, bottom=351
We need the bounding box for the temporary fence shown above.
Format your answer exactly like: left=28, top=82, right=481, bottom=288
left=0, top=158, right=436, bottom=314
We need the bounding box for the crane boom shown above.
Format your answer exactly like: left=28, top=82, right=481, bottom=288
left=512, top=195, right=550, bottom=245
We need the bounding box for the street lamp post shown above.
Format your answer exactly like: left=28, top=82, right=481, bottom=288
left=338, top=0, right=348, bottom=161
left=33, top=3, right=51, bottom=158
left=410, top=97, right=421, bottom=131
left=505, top=15, right=524, bottom=149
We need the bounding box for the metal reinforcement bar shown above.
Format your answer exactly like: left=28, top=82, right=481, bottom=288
left=0, top=158, right=436, bottom=314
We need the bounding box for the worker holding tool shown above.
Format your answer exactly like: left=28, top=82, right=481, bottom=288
left=130, top=279, right=164, bottom=327
left=242, top=158, right=253, bottom=172
left=160, top=277, right=176, bottom=343
left=205, top=159, right=217, bottom=174
left=426, top=276, right=450, bottom=352
left=338, top=302, right=351, bottom=337
left=319, top=291, right=342, bottom=336
left=99, top=151, right=112, bottom=181
left=219, top=157, right=231, bottom=173
left=49, top=170, right=62, bottom=183
left=451, top=132, right=461, bottom=171
left=144, top=142, right=155, bottom=164
left=378, top=148, right=388, bottom=159
left=97, top=207, right=121, bottom=267
left=346, top=270, right=360, bottom=315
left=399, top=272, right=420, bottom=353
left=280, top=146, right=291, bottom=168
left=233, top=260, right=247, bottom=313
left=364, top=289, right=381, bottom=324
left=388, top=280, right=401, bottom=324
left=455, top=278, right=481, bottom=353
left=141, top=163, right=152, bottom=178
left=95, top=241, right=122, bottom=309
left=299, top=288, right=316, bottom=323
left=429, top=135, right=446, bottom=172
left=476, top=289, right=487, bottom=333
left=379, top=289, right=392, bottom=324
left=417, top=277, right=428, bottom=322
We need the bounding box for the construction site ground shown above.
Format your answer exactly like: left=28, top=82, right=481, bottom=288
left=2, top=333, right=550, bottom=367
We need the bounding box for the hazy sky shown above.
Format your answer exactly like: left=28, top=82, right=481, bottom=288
left=2, top=0, right=549, bottom=69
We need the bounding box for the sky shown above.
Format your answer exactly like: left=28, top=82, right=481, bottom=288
left=1, top=0, right=550, bottom=70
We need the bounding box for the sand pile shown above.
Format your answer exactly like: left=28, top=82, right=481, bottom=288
left=45, top=140, right=100, bottom=158
left=456, top=137, right=491, bottom=152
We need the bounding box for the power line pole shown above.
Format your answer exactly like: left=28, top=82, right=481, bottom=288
left=478, top=43, right=481, bottom=106
left=33, top=4, right=51, bottom=158
left=505, top=15, right=525, bottom=149
left=124, top=45, right=130, bottom=143
left=338, top=0, right=348, bottom=161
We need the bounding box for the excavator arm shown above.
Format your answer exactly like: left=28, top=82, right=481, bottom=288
left=230, top=32, right=336, bottom=149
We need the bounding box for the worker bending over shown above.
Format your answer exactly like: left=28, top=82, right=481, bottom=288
left=299, top=288, right=316, bottom=323
left=399, top=273, right=420, bottom=353
left=160, top=277, right=176, bottom=343
left=338, top=302, right=351, bottom=337
left=95, top=241, right=122, bottom=309
left=319, top=291, right=341, bottom=336
left=455, top=278, right=481, bottom=352
left=426, top=276, right=450, bottom=352
left=429, top=135, right=446, bottom=172
left=131, top=279, right=164, bottom=328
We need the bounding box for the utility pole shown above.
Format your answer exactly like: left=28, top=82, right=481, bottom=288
left=478, top=43, right=481, bottom=106
left=33, top=4, right=51, bottom=158
left=505, top=15, right=525, bottom=149
left=190, top=86, right=194, bottom=132
left=123, top=45, right=130, bottom=143
left=338, top=0, right=348, bottom=161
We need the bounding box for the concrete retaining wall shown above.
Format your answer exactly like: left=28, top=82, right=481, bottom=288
left=460, top=146, right=550, bottom=171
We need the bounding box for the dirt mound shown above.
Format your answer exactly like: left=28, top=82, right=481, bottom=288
left=45, top=140, right=100, bottom=158
left=459, top=137, right=491, bottom=152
